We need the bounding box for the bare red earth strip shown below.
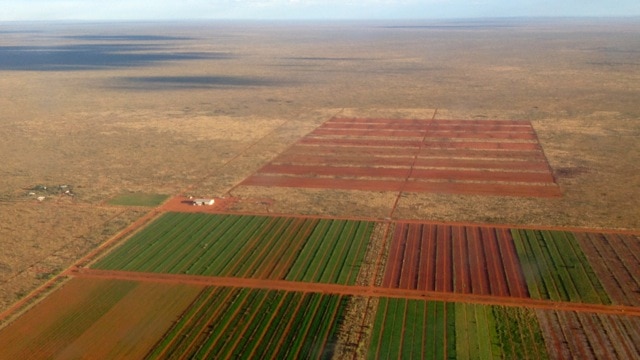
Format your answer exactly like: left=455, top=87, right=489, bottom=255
left=320, top=122, right=535, bottom=133
left=311, top=128, right=537, bottom=140
left=327, top=118, right=532, bottom=126
left=300, top=137, right=423, bottom=148
left=311, top=128, right=426, bottom=137
left=496, top=228, right=529, bottom=298
left=273, top=153, right=417, bottom=167
left=483, top=227, right=508, bottom=296
left=68, top=268, right=640, bottom=316
left=383, top=224, right=405, bottom=288
left=424, top=225, right=438, bottom=291
left=421, top=141, right=540, bottom=151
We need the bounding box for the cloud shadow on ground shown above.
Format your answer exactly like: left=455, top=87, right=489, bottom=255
left=113, top=76, right=288, bottom=90
left=0, top=43, right=231, bottom=71
left=63, top=35, right=194, bottom=41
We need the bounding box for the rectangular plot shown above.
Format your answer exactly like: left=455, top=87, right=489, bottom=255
left=380, top=224, right=529, bottom=298
left=241, top=118, right=559, bottom=198
left=0, top=278, right=201, bottom=359
left=368, top=299, right=455, bottom=360
left=536, top=309, right=640, bottom=360
left=93, top=213, right=372, bottom=285
left=573, top=232, right=640, bottom=307
left=511, top=229, right=612, bottom=304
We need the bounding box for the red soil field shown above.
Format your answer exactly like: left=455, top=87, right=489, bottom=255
left=240, top=118, right=560, bottom=198
left=381, top=223, right=529, bottom=298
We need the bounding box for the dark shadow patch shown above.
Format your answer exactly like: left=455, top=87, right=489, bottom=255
left=0, top=44, right=232, bottom=71
left=64, top=35, right=194, bottom=41
left=285, top=57, right=373, bottom=61
left=115, top=76, right=287, bottom=90
left=554, top=166, right=590, bottom=178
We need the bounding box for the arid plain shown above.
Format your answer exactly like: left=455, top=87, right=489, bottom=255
left=0, top=18, right=639, bottom=354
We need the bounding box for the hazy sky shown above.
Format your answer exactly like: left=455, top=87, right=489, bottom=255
left=1, top=0, right=639, bottom=21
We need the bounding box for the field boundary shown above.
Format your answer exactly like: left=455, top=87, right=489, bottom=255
left=68, top=268, right=640, bottom=317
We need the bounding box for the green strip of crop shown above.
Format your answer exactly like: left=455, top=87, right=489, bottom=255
left=279, top=293, right=323, bottom=359
left=212, top=289, right=271, bottom=359
left=121, top=213, right=204, bottom=271
left=159, top=287, right=238, bottom=359
left=193, top=288, right=256, bottom=358
left=404, top=299, right=424, bottom=358
left=270, top=294, right=319, bottom=359
left=232, top=290, right=284, bottom=356
left=491, top=306, right=549, bottom=360
left=446, top=302, right=456, bottom=360
left=144, top=213, right=212, bottom=273
left=285, top=219, right=332, bottom=281
left=162, top=214, right=227, bottom=273
left=512, top=228, right=611, bottom=304
left=368, top=297, right=388, bottom=360
left=557, top=231, right=611, bottom=304
left=185, top=214, right=243, bottom=275
left=318, top=221, right=353, bottom=283
left=94, top=212, right=181, bottom=269
left=232, top=217, right=291, bottom=277
left=337, top=221, right=374, bottom=285
left=475, top=304, right=495, bottom=359
left=252, top=292, right=302, bottom=358
left=425, top=300, right=438, bottom=359
left=299, top=295, right=341, bottom=358
left=213, top=216, right=272, bottom=276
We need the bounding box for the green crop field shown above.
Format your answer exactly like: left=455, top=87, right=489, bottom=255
left=511, top=229, right=611, bottom=304
left=93, top=213, right=374, bottom=284
left=368, top=299, right=548, bottom=360
left=108, top=193, right=169, bottom=207
left=146, top=288, right=349, bottom=359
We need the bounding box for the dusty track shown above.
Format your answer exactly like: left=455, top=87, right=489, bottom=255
left=68, top=268, right=640, bottom=317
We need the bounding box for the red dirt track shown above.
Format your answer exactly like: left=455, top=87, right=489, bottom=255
left=240, top=117, right=561, bottom=198
left=66, top=268, right=640, bottom=316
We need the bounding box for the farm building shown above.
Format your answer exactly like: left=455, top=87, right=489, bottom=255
left=192, top=198, right=215, bottom=206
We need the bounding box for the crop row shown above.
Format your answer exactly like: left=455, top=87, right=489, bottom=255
left=367, top=299, right=548, bottom=359
left=93, top=213, right=374, bottom=285
left=146, top=287, right=348, bottom=359
left=511, top=229, right=611, bottom=304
